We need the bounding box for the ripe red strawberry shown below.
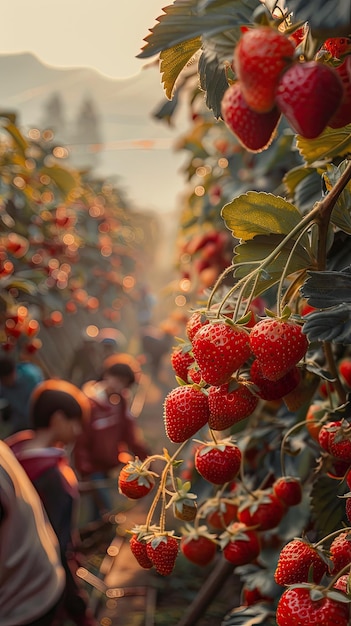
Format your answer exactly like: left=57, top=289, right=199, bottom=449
left=238, top=491, right=285, bottom=531
left=187, top=363, right=202, bottom=384
left=250, top=359, right=301, bottom=400
left=276, top=60, right=344, bottom=139
left=346, top=497, right=351, bottom=524
left=186, top=311, right=209, bottom=342
left=118, top=459, right=155, bottom=499
left=323, top=37, right=351, bottom=59
left=273, top=476, right=302, bottom=507
left=249, top=317, right=308, bottom=381
left=146, top=534, right=179, bottom=576
left=221, top=82, right=281, bottom=153
left=339, top=357, right=351, bottom=387
left=191, top=320, right=251, bottom=386
left=329, top=58, right=351, bottom=128
left=222, top=522, right=261, bottom=566
left=180, top=527, right=217, bottom=566
left=274, top=538, right=328, bottom=585
left=206, top=499, right=239, bottom=530
left=276, top=585, right=350, bottom=625
left=170, top=343, right=194, bottom=382
left=233, top=26, right=295, bottom=113
left=241, top=585, right=273, bottom=606
left=207, top=381, right=258, bottom=430
left=329, top=531, right=351, bottom=575
left=334, top=574, right=351, bottom=593
left=194, top=439, right=242, bottom=485
left=130, top=533, right=153, bottom=569
left=163, top=384, right=209, bottom=443
left=319, top=420, right=351, bottom=461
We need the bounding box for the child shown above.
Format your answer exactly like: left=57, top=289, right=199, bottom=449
left=6, top=379, right=97, bottom=626
left=73, top=356, right=149, bottom=518
left=0, top=439, right=65, bottom=626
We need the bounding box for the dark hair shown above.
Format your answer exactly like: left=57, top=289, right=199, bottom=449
left=30, top=388, right=83, bottom=429
left=0, top=356, right=15, bottom=378
left=104, top=362, right=135, bottom=387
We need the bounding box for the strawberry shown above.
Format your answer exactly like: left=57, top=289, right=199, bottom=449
left=276, top=585, right=350, bottom=625
left=186, top=311, right=209, bottom=342
left=346, top=497, right=351, bottom=524
left=194, top=439, right=242, bottom=485
left=233, top=26, right=295, bottom=113
left=249, top=316, right=308, bottom=381
left=170, top=343, right=194, bottom=382
left=207, top=380, right=258, bottom=431
left=273, top=476, right=302, bottom=507
left=130, top=533, right=153, bottom=569
left=322, top=37, right=351, bottom=59
left=118, top=459, right=156, bottom=499
left=238, top=491, right=285, bottom=531
left=241, top=585, right=273, bottom=606
left=180, top=526, right=218, bottom=566
left=191, top=320, right=251, bottom=386
left=146, top=534, right=179, bottom=576
left=205, top=499, right=239, bottom=530
left=221, top=82, right=281, bottom=153
left=275, top=60, right=344, bottom=139
left=222, top=522, right=261, bottom=566
left=334, top=574, right=351, bottom=593
left=250, top=359, right=301, bottom=401
left=274, top=538, right=328, bottom=585
left=329, top=531, right=351, bottom=575
left=329, top=57, right=351, bottom=128
left=319, top=420, right=351, bottom=461
left=187, top=363, right=202, bottom=384
left=163, top=384, right=209, bottom=443
left=339, top=357, right=351, bottom=387
left=171, top=479, right=198, bottom=522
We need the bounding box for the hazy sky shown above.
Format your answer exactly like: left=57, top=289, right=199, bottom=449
left=1, top=1, right=169, bottom=79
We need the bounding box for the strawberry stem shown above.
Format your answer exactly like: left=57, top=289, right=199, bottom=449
left=145, top=440, right=188, bottom=532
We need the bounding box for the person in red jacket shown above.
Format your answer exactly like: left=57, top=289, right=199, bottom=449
left=74, top=357, right=149, bottom=519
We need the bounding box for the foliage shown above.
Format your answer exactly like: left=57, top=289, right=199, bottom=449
left=124, top=1, right=351, bottom=625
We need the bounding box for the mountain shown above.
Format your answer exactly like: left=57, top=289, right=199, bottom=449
left=0, top=52, right=186, bottom=214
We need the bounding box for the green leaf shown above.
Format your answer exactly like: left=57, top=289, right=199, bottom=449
left=296, top=125, right=351, bottom=165
left=160, top=37, right=202, bottom=99
left=39, top=165, right=80, bottom=197
left=232, top=235, right=312, bottom=297
left=287, top=0, right=351, bottom=38
left=310, top=474, right=348, bottom=538
left=137, top=0, right=260, bottom=60
left=221, top=191, right=308, bottom=243
left=301, top=269, right=351, bottom=306
left=324, top=162, right=351, bottom=235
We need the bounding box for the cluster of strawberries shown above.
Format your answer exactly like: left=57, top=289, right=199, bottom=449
left=117, top=309, right=310, bottom=575
left=221, top=26, right=351, bottom=152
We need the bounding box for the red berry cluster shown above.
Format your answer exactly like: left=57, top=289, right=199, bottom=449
left=221, top=27, right=351, bottom=152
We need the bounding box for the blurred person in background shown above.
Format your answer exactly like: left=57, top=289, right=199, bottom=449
left=74, top=356, right=149, bottom=520
left=0, top=439, right=65, bottom=626
left=6, top=379, right=97, bottom=626
left=0, top=354, right=44, bottom=435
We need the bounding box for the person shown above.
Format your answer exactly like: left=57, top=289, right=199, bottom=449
left=67, top=333, right=101, bottom=388
left=0, top=439, right=65, bottom=626
left=0, top=354, right=44, bottom=435
left=6, top=379, right=97, bottom=626
left=73, top=356, right=150, bottom=519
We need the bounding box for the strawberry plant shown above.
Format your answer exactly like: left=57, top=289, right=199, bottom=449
left=115, top=0, right=351, bottom=623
